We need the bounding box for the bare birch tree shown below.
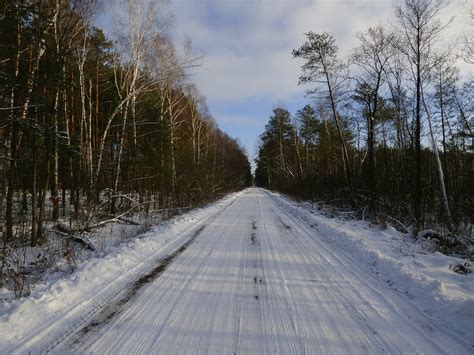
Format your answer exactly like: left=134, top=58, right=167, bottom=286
left=353, top=25, right=395, bottom=203
left=394, top=0, right=451, bottom=235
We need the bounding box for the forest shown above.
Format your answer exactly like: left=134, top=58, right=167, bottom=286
left=0, top=1, right=472, bottom=351
left=0, top=0, right=251, bottom=290
left=255, top=0, right=473, bottom=244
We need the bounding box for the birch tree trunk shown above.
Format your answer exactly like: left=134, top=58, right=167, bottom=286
left=422, top=90, right=454, bottom=232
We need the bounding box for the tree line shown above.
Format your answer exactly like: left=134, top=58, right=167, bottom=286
left=0, top=0, right=251, bottom=248
left=256, top=0, right=473, bottom=239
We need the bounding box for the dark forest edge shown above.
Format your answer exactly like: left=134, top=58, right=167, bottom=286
left=0, top=0, right=251, bottom=296
left=255, top=0, right=473, bottom=256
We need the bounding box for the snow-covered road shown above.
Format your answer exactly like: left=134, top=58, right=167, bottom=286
left=49, top=188, right=469, bottom=354
left=2, top=188, right=472, bottom=354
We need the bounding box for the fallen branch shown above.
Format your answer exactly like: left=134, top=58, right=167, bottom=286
left=116, top=216, right=140, bottom=225
left=83, top=208, right=136, bottom=232
left=52, top=222, right=94, bottom=250
left=378, top=214, right=411, bottom=234
left=152, top=206, right=193, bottom=212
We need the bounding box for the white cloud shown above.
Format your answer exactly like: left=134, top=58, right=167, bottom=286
left=171, top=0, right=471, bottom=103
left=193, top=49, right=303, bottom=100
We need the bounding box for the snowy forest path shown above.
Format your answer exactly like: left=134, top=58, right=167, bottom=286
left=43, top=189, right=472, bottom=353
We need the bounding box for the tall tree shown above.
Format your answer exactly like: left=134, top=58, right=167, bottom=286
left=394, top=0, right=450, bottom=235
left=255, top=107, right=297, bottom=191
left=352, top=25, right=395, bottom=203
left=3, top=1, right=59, bottom=241
left=296, top=104, right=319, bottom=179
left=293, top=32, right=352, bottom=187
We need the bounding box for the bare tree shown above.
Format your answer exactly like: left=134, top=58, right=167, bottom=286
left=185, top=84, right=206, bottom=169
left=421, top=87, right=454, bottom=231
left=394, top=0, right=451, bottom=235
left=148, top=36, right=191, bottom=200
left=461, top=7, right=474, bottom=64
left=353, top=25, right=395, bottom=203
left=94, top=0, right=171, bottom=210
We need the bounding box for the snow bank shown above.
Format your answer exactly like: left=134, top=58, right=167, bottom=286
left=0, top=191, right=243, bottom=352
left=270, top=191, right=474, bottom=343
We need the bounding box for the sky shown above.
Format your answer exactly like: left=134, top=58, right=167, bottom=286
left=169, top=0, right=472, bottom=165
left=99, top=0, right=473, bottom=166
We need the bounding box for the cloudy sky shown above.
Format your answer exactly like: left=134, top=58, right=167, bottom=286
left=169, top=0, right=471, bottom=163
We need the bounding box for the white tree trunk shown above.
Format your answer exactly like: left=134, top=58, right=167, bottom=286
left=422, top=90, right=454, bottom=232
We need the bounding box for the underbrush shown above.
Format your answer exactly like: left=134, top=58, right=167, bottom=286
left=279, top=189, right=473, bottom=261
left=0, top=190, right=216, bottom=299
left=0, top=214, right=160, bottom=299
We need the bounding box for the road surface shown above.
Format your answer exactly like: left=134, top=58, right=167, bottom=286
left=49, top=188, right=471, bottom=354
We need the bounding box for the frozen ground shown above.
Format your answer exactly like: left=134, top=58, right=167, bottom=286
left=0, top=188, right=472, bottom=354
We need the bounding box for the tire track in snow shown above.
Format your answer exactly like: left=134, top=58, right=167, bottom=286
left=267, top=193, right=427, bottom=352
left=78, top=192, right=248, bottom=354
left=256, top=204, right=303, bottom=353
left=44, top=197, right=237, bottom=354
left=231, top=215, right=260, bottom=354
left=47, top=225, right=206, bottom=353
left=270, top=207, right=392, bottom=353
left=265, top=190, right=469, bottom=354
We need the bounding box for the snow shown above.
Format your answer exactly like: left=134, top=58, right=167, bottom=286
left=273, top=192, right=474, bottom=341
left=0, top=191, right=244, bottom=353
left=0, top=188, right=472, bottom=354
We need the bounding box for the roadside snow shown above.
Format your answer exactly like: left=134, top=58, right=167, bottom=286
left=269, top=191, right=474, bottom=343
left=0, top=191, right=243, bottom=353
